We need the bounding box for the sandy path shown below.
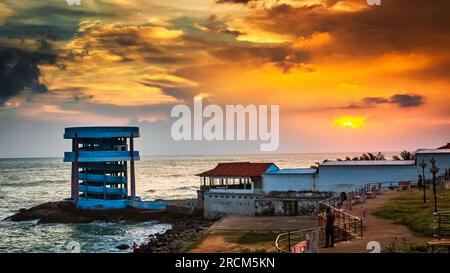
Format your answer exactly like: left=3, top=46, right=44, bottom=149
left=191, top=215, right=317, bottom=253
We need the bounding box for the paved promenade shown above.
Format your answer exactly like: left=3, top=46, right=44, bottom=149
left=209, top=215, right=317, bottom=231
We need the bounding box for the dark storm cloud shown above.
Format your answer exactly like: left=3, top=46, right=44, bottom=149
left=69, top=23, right=197, bottom=66
left=195, top=15, right=246, bottom=37
left=24, top=5, right=113, bottom=19
left=0, top=47, right=57, bottom=105
left=390, top=94, right=424, bottom=108
left=212, top=45, right=310, bottom=72
left=0, top=2, right=115, bottom=42
left=0, top=1, right=117, bottom=106
left=363, top=97, right=389, bottom=105
left=247, top=0, right=450, bottom=55
left=138, top=79, right=199, bottom=101
left=332, top=103, right=362, bottom=110
left=293, top=93, right=425, bottom=113
left=362, top=94, right=424, bottom=108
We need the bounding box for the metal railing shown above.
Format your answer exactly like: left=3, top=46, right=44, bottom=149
left=275, top=184, right=371, bottom=253
left=433, top=211, right=450, bottom=239
left=275, top=227, right=319, bottom=253
left=275, top=205, right=363, bottom=253
left=274, top=218, right=364, bottom=253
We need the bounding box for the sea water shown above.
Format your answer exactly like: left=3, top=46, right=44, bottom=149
left=0, top=153, right=396, bottom=252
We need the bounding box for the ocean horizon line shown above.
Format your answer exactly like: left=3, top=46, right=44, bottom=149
left=0, top=150, right=406, bottom=160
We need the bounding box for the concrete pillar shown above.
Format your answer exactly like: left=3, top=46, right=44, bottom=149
left=73, top=133, right=79, bottom=202
left=124, top=161, right=128, bottom=196
left=130, top=133, right=136, bottom=200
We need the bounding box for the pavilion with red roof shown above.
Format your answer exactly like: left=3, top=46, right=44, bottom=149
left=197, top=162, right=279, bottom=193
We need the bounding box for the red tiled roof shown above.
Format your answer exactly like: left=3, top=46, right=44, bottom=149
left=438, top=143, right=450, bottom=149
left=197, top=162, right=274, bottom=177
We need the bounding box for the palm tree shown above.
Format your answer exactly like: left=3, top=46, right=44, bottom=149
left=359, top=152, right=385, bottom=160
left=336, top=153, right=385, bottom=161
left=393, top=150, right=415, bottom=160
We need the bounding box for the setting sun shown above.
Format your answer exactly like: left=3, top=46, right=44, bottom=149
left=333, top=116, right=366, bottom=129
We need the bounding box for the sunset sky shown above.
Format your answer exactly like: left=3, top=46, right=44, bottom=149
left=0, top=0, right=449, bottom=157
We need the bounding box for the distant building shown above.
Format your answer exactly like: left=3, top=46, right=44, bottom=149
left=415, top=149, right=450, bottom=177
left=198, top=162, right=279, bottom=195
left=198, top=146, right=450, bottom=218
left=197, top=162, right=279, bottom=217
left=197, top=162, right=331, bottom=218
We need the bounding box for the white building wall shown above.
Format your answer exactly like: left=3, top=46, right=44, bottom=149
left=262, top=174, right=316, bottom=193
left=415, top=153, right=450, bottom=177
left=317, top=165, right=420, bottom=192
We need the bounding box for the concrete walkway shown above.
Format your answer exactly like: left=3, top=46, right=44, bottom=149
left=210, top=215, right=317, bottom=231
left=191, top=215, right=317, bottom=253
left=320, top=190, right=432, bottom=253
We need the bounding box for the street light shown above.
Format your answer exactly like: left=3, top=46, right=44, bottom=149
left=430, top=158, right=440, bottom=213
left=419, top=160, right=427, bottom=203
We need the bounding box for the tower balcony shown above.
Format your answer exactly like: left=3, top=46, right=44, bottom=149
left=64, top=126, right=140, bottom=139
left=63, top=151, right=140, bottom=162
left=78, top=185, right=127, bottom=196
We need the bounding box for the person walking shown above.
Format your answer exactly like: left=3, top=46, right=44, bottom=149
left=324, top=207, right=335, bottom=248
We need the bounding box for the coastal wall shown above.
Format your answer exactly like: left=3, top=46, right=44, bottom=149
left=255, top=199, right=319, bottom=216
left=317, top=165, right=419, bottom=192
left=203, top=192, right=261, bottom=219
left=203, top=191, right=332, bottom=218
left=255, top=191, right=332, bottom=216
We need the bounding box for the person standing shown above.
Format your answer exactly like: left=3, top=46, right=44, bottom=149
left=325, top=207, right=335, bottom=248
left=417, top=175, right=423, bottom=190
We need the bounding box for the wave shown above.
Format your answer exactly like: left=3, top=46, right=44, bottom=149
left=0, top=179, right=66, bottom=188
left=175, top=186, right=198, bottom=190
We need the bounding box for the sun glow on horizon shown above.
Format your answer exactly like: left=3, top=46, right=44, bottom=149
left=333, top=116, right=366, bottom=129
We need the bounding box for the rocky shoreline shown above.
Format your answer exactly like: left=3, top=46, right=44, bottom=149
left=134, top=217, right=215, bottom=253
left=5, top=201, right=215, bottom=253
left=5, top=201, right=197, bottom=224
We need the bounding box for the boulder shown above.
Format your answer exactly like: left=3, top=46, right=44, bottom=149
left=116, top=244, right=130, bottom=250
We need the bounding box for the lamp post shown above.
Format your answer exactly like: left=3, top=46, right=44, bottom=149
left=430, top=158, right=439, bottom=213
left=419, top=160, right=427, bottom=203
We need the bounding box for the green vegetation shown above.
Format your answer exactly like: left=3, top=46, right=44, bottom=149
left=382, top=238, right=427, bottom=253
left=242, top=248, right=269, bottom=253
left=374, top=189, right=450, bottom=237
left=393, top=150, right=415, bottom=160
left=336, top=152, right=386, bottom=161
